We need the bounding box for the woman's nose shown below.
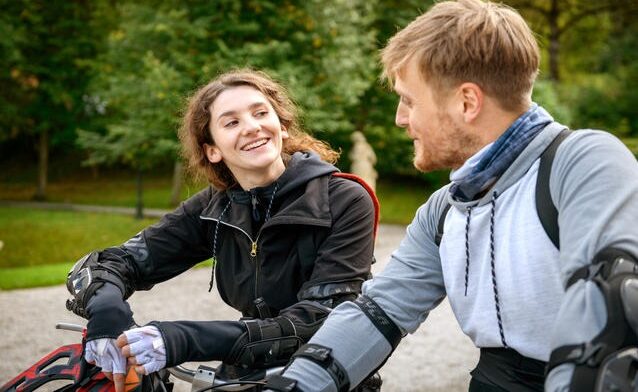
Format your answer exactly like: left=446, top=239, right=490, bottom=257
left=242, top=117, right=260, bottom=134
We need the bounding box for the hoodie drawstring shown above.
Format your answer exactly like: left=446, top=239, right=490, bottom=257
left=209, top=200, right=231, bottom=292
left=489, top=191, right=507, bottom=348
left=463, top=191, right=507, bottom=348
left=464, top=206, right=472, bottom=296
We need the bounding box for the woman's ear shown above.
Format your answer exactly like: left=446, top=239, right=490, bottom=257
left=204, top=143, right=222, bottom=163
left=281, top=125, right=289, bottom=139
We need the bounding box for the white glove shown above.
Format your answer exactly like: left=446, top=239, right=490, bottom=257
left=123, top=325, right=167, bottom=374
left=85, top=338, right=127, bottom=374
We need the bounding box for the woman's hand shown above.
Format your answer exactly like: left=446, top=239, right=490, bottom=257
left=84, top=338, right=127, bottom=392
left=117, top=325, right=167, bottom=375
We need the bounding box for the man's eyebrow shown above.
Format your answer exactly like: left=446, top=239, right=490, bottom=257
left=393, top=84, right=409, bottom=98
left=216, top=102, right=269, bottom=120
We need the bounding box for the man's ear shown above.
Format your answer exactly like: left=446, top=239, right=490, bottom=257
left=459, top=83, right=483, bottom=123
left=204, top=143, right=222, bottom=163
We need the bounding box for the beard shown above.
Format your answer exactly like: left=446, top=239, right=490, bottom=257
left=412, top=112, right=482, bottom=173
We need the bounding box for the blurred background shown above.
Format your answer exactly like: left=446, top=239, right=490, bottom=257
left=1, top=0, right=637, bottom=289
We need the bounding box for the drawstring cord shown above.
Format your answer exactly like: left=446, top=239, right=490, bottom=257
left=208, top=183, right=279, bottom=293
left=209, top=200, right=231, bottom=292
left=462, top=191, right=507, bottom=348
left=489, top=190, right=507, bottom=348
left=464, top=206, right=472, bottom=296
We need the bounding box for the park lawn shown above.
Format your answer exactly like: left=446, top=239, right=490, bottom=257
left=376, top=180, right=429, bottom=225
left=0, top=176, right=430, bottom=289
left=0, top=207, right=158, bottom=289
left=0, top=175, right=208, bottom=210
left=0, top=175, right=429, bottom=224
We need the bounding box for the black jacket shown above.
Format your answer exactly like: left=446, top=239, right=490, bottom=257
left=94, top=152, right=376, bottom=366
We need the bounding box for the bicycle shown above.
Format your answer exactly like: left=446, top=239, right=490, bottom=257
left=0, top=322, right=284, bottom=392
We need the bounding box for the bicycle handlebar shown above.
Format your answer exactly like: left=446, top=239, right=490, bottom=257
left=168, top=364, right=284, bottom=391
left=54, top=322, right=283, bottom=391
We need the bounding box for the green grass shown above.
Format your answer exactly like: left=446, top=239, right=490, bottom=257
left=0, top=175, right=207, bottom=209
left=0, top=262, right=76, bottom=290
left=0, top=207, right=158, bottom=269
left=376, top=180, right=430, bottom=225
left=0, top=167, right=432, bottom=289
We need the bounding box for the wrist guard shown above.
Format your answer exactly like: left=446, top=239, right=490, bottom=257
left=65, top=250, right=129, bottom=318
left=225, top=317, right=304, bottom=368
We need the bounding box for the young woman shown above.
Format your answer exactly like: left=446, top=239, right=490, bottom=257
left=65, top=69, right=376, bottom=390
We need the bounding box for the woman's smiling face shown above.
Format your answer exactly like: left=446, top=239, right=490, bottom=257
left=204, top=85, right=289, bottom=189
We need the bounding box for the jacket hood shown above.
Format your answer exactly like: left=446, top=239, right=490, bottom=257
left=200, top=151, right=338, bottom=222
left=226, top=151, right=338, bottom=203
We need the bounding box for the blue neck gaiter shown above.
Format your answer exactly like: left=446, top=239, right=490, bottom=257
left=449, top=103, right=554, bottom=202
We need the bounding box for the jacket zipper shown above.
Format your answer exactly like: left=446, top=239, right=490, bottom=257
left=200, top=216, right=263, bottom=297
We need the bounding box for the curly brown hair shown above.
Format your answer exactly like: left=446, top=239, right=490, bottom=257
left=179, top=69, right=340, bottom=190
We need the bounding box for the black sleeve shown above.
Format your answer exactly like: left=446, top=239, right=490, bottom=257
left=151, top=320, right=246, bottom=367
left=97, top=187, right=215, bottom=295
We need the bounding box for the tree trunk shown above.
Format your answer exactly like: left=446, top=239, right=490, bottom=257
left=135, top=169, right=144, bottom=219
left=548, top=0, right=561, bottom=82
left=33, top=129, right=49, bottom=201
left=169, top=160, right=184, bottom=207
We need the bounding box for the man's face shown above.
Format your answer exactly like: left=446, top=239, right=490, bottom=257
left=393, top=60, right=481, bottom=172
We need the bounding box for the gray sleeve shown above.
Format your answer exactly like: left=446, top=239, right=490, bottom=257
left=546, top=130, right=638, bottom=390
left=282, top=188, right=449, bottom=390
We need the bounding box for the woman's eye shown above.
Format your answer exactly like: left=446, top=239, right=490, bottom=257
left=255, top=110, right=268, bottom=118
left=224, top=120, right=238, bottom=128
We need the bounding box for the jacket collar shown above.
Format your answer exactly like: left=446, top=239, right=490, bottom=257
left=200, top=174, right=333, bottom=232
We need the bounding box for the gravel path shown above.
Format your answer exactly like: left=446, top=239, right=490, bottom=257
left=0, top=224, right=478, bottom=391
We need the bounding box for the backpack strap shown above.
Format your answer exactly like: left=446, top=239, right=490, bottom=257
left=535, top=129, right=571, bottom=249
left=332, top=172, right=380, bottom=239
left=435, top=203, right=452, bottom=246
left=297, top=172, right=380, bottom=272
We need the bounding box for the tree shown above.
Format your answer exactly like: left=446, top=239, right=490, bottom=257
left=78, top=3, right=197, bottom=217
left=77, top=0, right=379, bottom=212
left=0, top=0, right=100, bottom=200
left=506, top=0, right=638, bottom=82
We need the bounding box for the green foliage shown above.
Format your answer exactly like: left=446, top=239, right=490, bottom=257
left=77, top=3, right=198, bottom=170
left=0, top=0, right=636, bottom=183
left=0, top=0, right=100, bottom=146
left=532, top=79, right=572, bottom=125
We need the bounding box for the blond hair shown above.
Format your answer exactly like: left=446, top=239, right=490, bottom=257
left=179, top=69, right=339, bottom=190
left=381, top=0, right=539, bottom=111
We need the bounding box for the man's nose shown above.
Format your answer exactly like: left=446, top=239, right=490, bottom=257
left=395, top=104, right=408, bottom=128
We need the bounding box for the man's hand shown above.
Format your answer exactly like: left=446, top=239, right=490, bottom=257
left=85, top=338, right=127, bottom=392
left=117, top=325, right=167, bottom=375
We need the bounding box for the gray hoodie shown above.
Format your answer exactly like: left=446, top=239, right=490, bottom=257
left=282, top=123, right=638, bottom=391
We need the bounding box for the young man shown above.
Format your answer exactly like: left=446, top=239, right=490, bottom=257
left=266, top=0, right=638, bottom=391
